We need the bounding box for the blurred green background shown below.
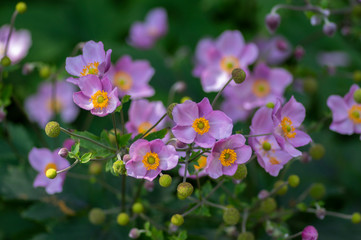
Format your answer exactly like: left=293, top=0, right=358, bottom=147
left=0, top=0, right=361, bottom=239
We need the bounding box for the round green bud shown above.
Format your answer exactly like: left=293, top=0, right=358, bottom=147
left=117, top=212, right=129, bottom=226
left=167, top=103, right=177, bottom=120
left=171, top=214, right=184, bottom=226
left=89, top=162, right=102, bottom=175
left=113, top=160, right=126, bottom=175
left=351, top=212, right=361, bottom=224
left=16, top=2, right=27, bottom=14
left=309, top=144, right=325, bottom=160
left=231, top=68, right=246, bottom=84
left=223, top=206, right=240, bottom=225
left=296, top=203, right=308, bottom=212
left=262, top=142, right=271, bottom=151
left=237, top=232, right=255, bottom=240
left=45, top=121, right=60, bottom=138
left=260, top=198, right=277, bottom=214
left=1, top=56, right=11, bottom=67
left=45, top=168, right=57, bottom=179
left=353, top=71, right=361, bottom=83
left=177, top=182, right=193, bottom=200
left=132, top=202, right=144, bottom=214
left=309, top=183, right=326, bottom=200
left=180, top=96, right=191, bottom=103
left=88, top=208, right=106, bottom=225
left=233, top=164, right=247, bottom=180
left=354, top=89, right=361, bottom=104
left=288, top=175, right=300, bottom=188
left=159, top=174, right=172, bottom=187
left=274, top=180, right=288, bottom=195
left=39, top=65, right=51, bottom=79
left=303, top=78, right=318, bottom=94
left=266, top=102, right=275, bottom=109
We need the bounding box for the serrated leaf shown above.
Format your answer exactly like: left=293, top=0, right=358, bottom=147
left=80, top=152, right=92, bottom=163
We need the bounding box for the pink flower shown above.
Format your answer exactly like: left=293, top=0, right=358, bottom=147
left=221, top=89, right=251, bottom=123
left=205, top=134, right=252, bottom=179
left=125, top=139, right=178, bottom=181
left=73, top=75, right=120, bottom=117
left=172, top=98, right=233, bottom=148
left=193, top=30, right=258, bottom=92
left=302, top=225, right=318, bottom=240
left=255, top=36, right=292, bottom=65
left=327, top=84, right=361, bottom=135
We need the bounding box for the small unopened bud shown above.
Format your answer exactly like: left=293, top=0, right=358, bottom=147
left=89, top=162, right=102, bottom=175
left=294, top=45, right=305, bottom=60
left=171, top=214, right=184, bottom=226
left=300, top=152, right=312, bottom=164
left=180, top=96, right=191, bottom=103
left=260, top=198, right=277, bottom=214
left=132, top=202, right=144, bottom=214
left=353, top=70, right=361, bottom=82
left=167, top=103, right=177, bottom=120
left=258, top=190, right=269, bottom=199
left=351, top=212, right=361, bottom=224
left=159, top=174, right=172, bottom=187
left=237, top=232, right=255, bottom=240
left=144, top=180, right=154, bottom=192
left=173, top=81, right=186, bottom=93
left=265, top=13, right=281, bottom=34
left=16, top=2, right=27, bottom=14
left=233, top=164, right=247, bottom=180
left=223, top=206, right=240, bottom=225
left=58, top=148, right=69, bottom=158
left=1, top=56, right=11, bottom=67
left=88, top=208, right=106, bottom=225
left=288, top=175, right=300, bottom=187
left=123, top=154, right=131, bottom=162
left=45, top=121, right=60, bottom=138
left=39, top=65, right=51, bottom=79
left=117, top=212, right=130, bottom=226
left=176, top=140, right=187, bottom=148
left=309, top=183, right=326, bottom=200
left=316, top=207, right=326, bottom=219
left=303, top=78, right=318, bottom=94
left=353, top=89, right=361, bottom=104
left=113, top=160, right=126, bottom=175
left=302, top=226, right=318, bottom=240
left=231, top=68, right=246, bottom=84
left=129, top=228, right=141, bottom=239
left=22, top=63, right=35, bottom=75
left=262, top=142, right=271, bottom=151
left=309, top=144, right=325, bottom=160
left=266, top=102, right=275, bottom=108
left=177, top=182, right=194, bottom=200
left=323, top=22, right=337, bottom=37
left=276, top=39, right=288, bottom=51
left=46, top=168, right=57, bottom=179
left=274, top=180, right=288, bottom=195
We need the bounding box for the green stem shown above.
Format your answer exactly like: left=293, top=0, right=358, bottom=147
left=140, top=113, right=167, bottom=138
left=285, top=231, right=302, bottom=240
left=244, top=133, right=273, bottom=138
left=57, top=159, right=79, bottom=174
left=183, top=144, right=193, bottom=182
left=111, top=113, right=120, bottom=150
left=211, top=77, right=233, bottom=107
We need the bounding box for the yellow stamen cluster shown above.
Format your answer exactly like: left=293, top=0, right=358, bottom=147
left=142, top=152, right=160, bottom=170
left=194, top=156, right=207, bottom=170
left=47, top=99, right=63, bottom=113
left=252, top=79, right=271, bottom=98
left=81, top=62, right=99, bottom=76
left=269, top=157, right=280, bottom=165
left=220, top=56, right=240, bottom=74
left=114, top=71, right=133, bottom=91
left=44, top=162, right=57, bottom=174
left=219, top=149, right=237, bottom=167
left=192, top=117, right=210, bottom=135
left=90, top=90, right=109, bottom=110
left=280, top=117, right=296, bottom=138
left=348, top=105, right=361, bottom=124
left=137, top=122, right=155, bottom=135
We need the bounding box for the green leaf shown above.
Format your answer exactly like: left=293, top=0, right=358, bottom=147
left=144, top=221, right=152, bottom=237
left=235, top=183, right=247, bottom=196
left=151, top=226, right=164, bottom=240
left=194, top=205, right=211, bottom=217
left=80, top=152, right=93, bottom=163
left=122, top=94, right=131, bottom=103
left=118, top=133, right=132, bottom=147
left=144, top=128, right=168, bottom=141
left=71, top=130, right=102, bottom=152
left=115, top=105, right=123, bottom=112
left=22, top=202, right=64, bottom=221
left=169, top=231, right=187, bottom=240
left=71, top=142, right=80, bottom=156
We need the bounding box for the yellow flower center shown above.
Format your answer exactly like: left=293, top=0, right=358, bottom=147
left=114, top=71, right=133, bottom=91
left=137, top=122, right=155, bottom=135
left=194, top=156, right=207, bottom=171
left=252, top=79, right=271, bottom=98
left=80, top=62, right=99, bottom=76
left=192, top=117, right=210, bottom=135
left=269, top=157, right=280, bottom=165
left=348, top=105, right=361, bottom=124
left=90, top=90, right=109, bottom=110
left=280, top=117, right=296, bottom=139
left=219, top=149, right=237, bottom=167
left=47, top=98, right=63, bottom=113
left=142, top=152, right=160, bottom=170
left=220, top=56, right=240, bottom=74
left=44, top=162, right=57, bottom=174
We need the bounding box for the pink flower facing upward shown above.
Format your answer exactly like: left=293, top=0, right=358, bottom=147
left=65, top=41, right=112, bottom=84
left=272, top=97, right=312, bottom=157
left=29, top=148, right=70, bottom=194
left=205, top=134, right=252, bottom=179
left=128, top=8, right=168, bottom=49
left=73, top=75, right=120, bottom=117
left=327, top=84, right=361, bottom=136
left=172, top=98, right=233, bottom=148
left=249, top=106, right=293, bottom=176
left=193, top=30, right=258, bottom=92
left=125, top=99, right=166, bottom=137
left=125, top=139, right=178, bottom=181
left=105, top=55, right=155, bottom=98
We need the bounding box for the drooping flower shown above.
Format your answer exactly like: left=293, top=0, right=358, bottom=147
left=193, top=30, right=258, bottom=92
left=254, top=36, right=292, bottom=65
left=205, top=134, right=252, bottom=179
left=172, top=98, right=233, bottom=148
left=104, top=55, right=155, bottom=98
left=0, top=25, right=31, bottom=64
left=65, top=41, right=112, bottom=84
left=29, top=148, right=70, bottom=194
left=125, top=99, right=166, bottom=137
left=128, top=8, right=168, bottom=49
left=25, top=81, right=79, bottom=127
left=178, top=154, right=209, bottom=179
left=249, top=106, right=293, bottom=176
left=73, top=75, right=120, bottom=117
left=272, top=97, right=312, bottom=157
left=125, top=139, right=178, bottom=181
left=327, top=84, right=361, bottom=136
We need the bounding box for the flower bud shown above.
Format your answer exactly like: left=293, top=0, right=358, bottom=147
left=177, top=182, right=193, bottom=200
left=288, top=175, right=300, bottom=188
left=316, top=207, right=326, bottom=219
left=309, top=183, right=326, bottom=200
left=123, top=154, right=131, bottom=162
left=171, top=214, right=184, bottom=226
left=351, top=212, right=361, bottom=224
left=129, top=228, right=141, bottom=239
left=89, top=162, right=102, bottom=175
left=265, top=13, right=281, bottom=34
left=274, top=180, right=288, bottom=195
left=45, top=121, right=60, bottom=138
left=231, top=68, right=246, bottom=84
left=353, top=89, right=361, bottom=104
left=310, top=15, right=322, bottom=26
left=180, top=96, right=191, bottom=103
left=302, top=225, right=318, bottom=240
left=294, top=45, right=305, bottom=60
left=309, top=144, right=325, bottom=160
left=1, top=56, right=11, bottom=67
left=16, top=2, right=27, bottom=14
left=159, top=174, right=172, bottom=187
left=258, top=190, right=269, bottom=200
left=167, top=103, right=177, bottom=120
left=260, top=198, right=277, bottom=214
left=39, top=65, right=51, bottom=79
left=266, top=102, right=275, bottom=108
left=303, top=78, right=318, bottom=94
left=113, top=160, right=126, bottom=175
left=237, top=232, right=255, bottom=240
left=22, top=63, right=35, bottom=75
left=223, top=206, right=240, bottom=225
left=58, top=148, right=69, bottom=158
left=300, top=152, right=312, bottom=164
left=176, top=140, right=187, bottom=148
left=144, top=180, right=154, bottom=192
left=132, top=202, right=144, bottom=214
left=117, top=212, right=130, bottom=226
left=276, top=39, right=288, bottom=51
left=46, top=168, right=57, bottom=179
left=233, top=164, right=247, bottom=180
left=323, top=22, right=337, bottom=37
left=173, top=81, right=186, bottom=93
left=262, top=142, right=271, bottom=151
left=353, top=70, right=361, bottom=82
left=88, top=208, right=106, bottom=225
